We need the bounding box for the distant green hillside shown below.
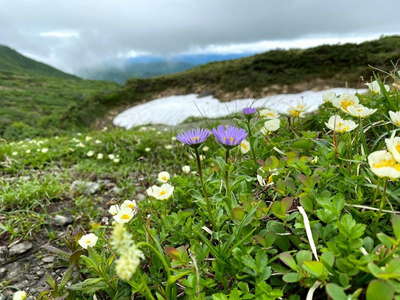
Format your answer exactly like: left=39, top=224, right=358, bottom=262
left=0, top=45, right=76, bottom=79
left=70, top=35, right=400, bottom=128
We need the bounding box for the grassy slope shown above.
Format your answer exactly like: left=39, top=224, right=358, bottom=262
left=71, top=36, right=400, bottom=128
left=0, top=45, right=77, bottom=79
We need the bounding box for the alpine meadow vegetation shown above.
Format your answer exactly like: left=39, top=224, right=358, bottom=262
left=3, top=65, right=400, bottom=299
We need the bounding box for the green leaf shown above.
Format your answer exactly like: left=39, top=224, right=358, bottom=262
left=279, top=252, right=298, bottom=271
left=321, top=252, right=335, bottom=268
left=302, top=261, right=328, bottom=279
left=295, top=250, right=312, bottom=267
left=377, top=233, right=396, bottom=248
left=283, top=272, right=300, bottom=283
left=366, top=280, right=394, bottom=300
left=325, top=283, right=347, bottom=300
left=392, top=215, right=400, bottom=241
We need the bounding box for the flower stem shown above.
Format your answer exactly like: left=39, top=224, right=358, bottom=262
left=194, top=147, right=215, bottom=227
left=224, top=148, right=232, bottom=212
left=246, top=119, right=257, bottom=165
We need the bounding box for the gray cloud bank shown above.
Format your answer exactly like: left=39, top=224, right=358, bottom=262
left=1, top=0, right=399, bottom=73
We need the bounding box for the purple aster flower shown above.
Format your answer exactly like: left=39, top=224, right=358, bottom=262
left=242, top=107, right=257, bottom=115
left=176, top=128, right=211, bottom=146
left=212, top=125, right=248, bottom=147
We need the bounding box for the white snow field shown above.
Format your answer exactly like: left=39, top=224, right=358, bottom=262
left=113, top=88, right=364, bottom=129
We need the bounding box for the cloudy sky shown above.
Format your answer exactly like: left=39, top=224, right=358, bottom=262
left=1, top=0, right=400, bottom=73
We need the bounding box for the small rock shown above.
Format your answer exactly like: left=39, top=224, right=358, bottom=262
left=53, top=215, right=73, bottom=226
left=136, top=193, right=146, bottom=201
left=0, top=267, right=7, bottom=279
left=111, top=186, right=122, bottom=194
left=9, top=242, right=32, bottom=256
left=0, top=246, right=8, bottom=263
left=42, top=256, right=55, bottom=263
left=71, top=180, right=100, bottom=195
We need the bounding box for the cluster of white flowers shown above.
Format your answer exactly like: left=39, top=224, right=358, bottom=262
left=258, top=108, right=281, bottom=136
left=328, top=93, right=376, bottom=118
left=109, top=200, right=138, bottom=224
left=366, top=80, right=390, bottom=94
left=146, top=171, right=174, bottom=200
left=111, top=223, right=144, bottom=281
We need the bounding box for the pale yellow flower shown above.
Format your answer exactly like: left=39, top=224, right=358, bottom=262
left=108, top=154, right=116, bottom=160
left=157, top=171, right=170, bottom=183
left=164, top=144, right=173, bottom=150
left=346, top=104, right=377, bottom=118
left=325, top=115, right=358, bottom=133
left=41, top=148, right=49, bottom=153
left=240, top=140, right=251, bottom=154
left=366, top=80, right=389, bottom=94
left=182, top=165, right=191, bottom=173
left=368, top=150, right=400, bottom=179
left=202, top=146, right=209, bottom=152
left=385, top=134, right=400, bottom=162
left=389, top=111, right=400, bottom=127
left=146, top=183, right=174, bottom=200
left=145, top=147, right=151, bottom=152
left=332, top=94, right=359, bottom=112
left=288, top=103, right=307, bottom=118
left=113, top=208, right=135, bottom=223
left=13, top=291, right=27, bottom=300
left=86, top=150, right=95, bottom=157
left=97, top=153, right=104, bottom=159
left=261, top=119, right=280, bottom=134
left=259, top=109, right=279, bottom=119
left=78, top=233, right=98, bottom=249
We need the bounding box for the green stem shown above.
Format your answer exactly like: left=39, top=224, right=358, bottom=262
left=194, top=147, right=215, bottom=228
left=224, top=148, right=232, bottom=212
left=246, top=119, right=257, bottom=165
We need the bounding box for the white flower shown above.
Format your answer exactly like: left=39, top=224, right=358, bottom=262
left=121, top=200, right=138, bottom=211
left=202, top=146, right=209, bottom=152
left=13, top=291, right=27, bottom=300
left=25, top=149, right=31, bottom=154
left=113, top=158, right=120, bottom=163
left=240, top=140, right=251, bottom=154
left=171, top=136, right=177, bottom=141
left=164, top=144, right=173, bottom=150
left=261, top=119, right=280, bottom=134
left=257, top=175, right=266, bottom=187
left=366, top=80, right=389, bottom=94
left=108, top=154, right=116, bottom=160
left=86, top=150, right=95, bottom=157
left=199, top=154, right=205, bottom=161
left=389, top=111, right=400, bottom=127
left=146, top=184, right=174, bottom=200
left=385, top=134, right=400, bottom=163
left=368, top=150, right=400, bottom=179
left=332, top=94, right=359, bottom=112
left=78, top=233, right=98, bottom=249
left=97, top=153, right=104, bottom=159
left=325, top=115, right=358, bottom=133
left=288, top=103, right=307, bottom=118
left=182, top=165, right=191, bottom=173
left=41, top=148, right=48, bottom=153
left=322, top=91, right=337, bottom=103
left=145, top=147, right=151, bottom=152
left=95, top=139, right=102, bottom=144
left=12, top=151, right=18, bottom=156
left=346, top=104, right=377, bottom=118
left=259, top=109, right=279, bottom=119
left=85, top=136, right=92, bottom=142
left=109, top=205, right=120, bottom=216
left=113, top=208, right=135, bottom=223
left=158, top=171, right=170, bottom=183
left=77, top=142, right=85, bottom=148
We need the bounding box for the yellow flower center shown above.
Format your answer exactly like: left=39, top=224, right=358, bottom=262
left=289, top=110, right=301, bottom=117
left=191, top=136, right=200, bottom=142
left=373, top=159, right=400, bottom=171
left=224, top=137, right=235, bottom=143
left=340, top=100, right=354, bottom=110
left=395, top=121, right=400, bottom=127
left=159, top=190, right=167, bottom=196
left=128, top=204, right=135, bottom=209
left=396, top=144, right=400, bottom=153
left=121, top=214, right=131, bottom=220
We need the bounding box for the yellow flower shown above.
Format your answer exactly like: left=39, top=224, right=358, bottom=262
left=78, top=233, right=98, bottom=249
left=240, top=140, right=251, bottom=154
left=332, top=94, right=359, bottom=112
left=389, top=111, right=400, bottom=127
left=157, top=171, right=170, bottom=183
left=368, top=150, right=400, bottom=179
left=13, top=291, right=27, bottom=300
left=259, top=109, right=279, bottom=119
left=325, top=115, right=358, bottom=133
left=288, top=104, right=307, bottom=118
left=113, top=208, right=135, bottom=223
left=346, top=104, right=376, bottom=118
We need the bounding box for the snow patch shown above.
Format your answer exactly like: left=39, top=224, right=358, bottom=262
left=113, top=88, right=364, bottom=129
